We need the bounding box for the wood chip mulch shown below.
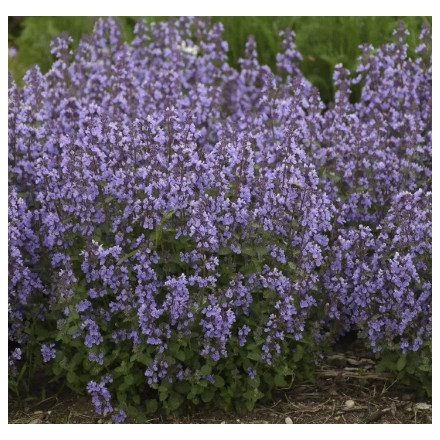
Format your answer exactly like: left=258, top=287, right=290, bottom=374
left=8, top=351, right=431, bottom=424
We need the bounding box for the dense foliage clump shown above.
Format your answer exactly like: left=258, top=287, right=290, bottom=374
left=8, top=18, right=431, bottom=422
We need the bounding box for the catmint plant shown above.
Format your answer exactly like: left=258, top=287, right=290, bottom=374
left=8, top=17, right=431, bottom=421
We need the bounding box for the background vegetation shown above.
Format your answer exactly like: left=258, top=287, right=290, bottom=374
left=8, top=16, right=431, bottom=102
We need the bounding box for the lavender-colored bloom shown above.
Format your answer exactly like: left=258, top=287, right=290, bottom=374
left=238, top=325, right=251, bottom=347
left=88, top=351, right=105, bottom=365
left=76, top=299, right=92, bottom=313
left=204, top=374, right=215, bottom=384
left=86, top=375, right=114, bottom=416
left=247, top=367, right=257, bottom=380
left=112, top=410, right=127, bottom=424
left=9, top=47, right=18, bottom=58
left=41, top=344, right=57, bottom=363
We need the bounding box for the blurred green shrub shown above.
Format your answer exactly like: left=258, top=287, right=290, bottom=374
left=9, top=16, right=431, bottom=102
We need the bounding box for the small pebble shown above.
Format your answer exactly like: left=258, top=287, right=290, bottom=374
left=414, top=402, right=431, bottom=411
left=285, top=416, right=293, bottom=424
left=345, top=399, right=355, bottom=409
left=390, top=402, right=397, bottom=416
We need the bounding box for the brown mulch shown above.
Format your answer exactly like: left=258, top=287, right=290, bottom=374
left=8, top=351, right=432, bottom=424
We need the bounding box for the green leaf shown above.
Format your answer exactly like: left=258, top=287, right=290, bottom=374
left=397, top=355, right=407, bottom=371
left=243, top=388, right=264, bottom=403
left=200, top=364, right=212, bottom=375
left=133, top=351, right=152, bottom=366
left=145, top=399, right=158, bottom=414
left=158, top=390, right=169, bottom=402
left=158, top=382, right=171, bottom=392
left=124, top=374, right=135, bottom=386
left=66, top=370, right=79, bottom=385
left=117, top=244, right=147, bottom=266
left=117, top=390, right=127, bottom=405
left=274, top=374, right=286, bottom=387
left=255, top=246, right=268, bottom=258
left=164, top=209, right=176, bottom=221
left=218, top=246, right=232, bottom=256
left=242, top=247, right=256, bottom=256
left=175, top=382, right=191, bottom=394
left=67, top=325, right=79, bottom=336
left=176, top=350, right=186, bottom=362
left=70, top=351, right=84, bottom=368
left=167, top=394, right=183, bottom=411
left=17, top=364, right=27, bottom=382
left=418, top=364, right=431, bottom=372
left=155, top=228, right=163, bottom=245
left=245, top=399, right=256, bottom=411
left=293, top=345, right=304, bottom=362
left=125, top=405, right=142, bottom=420
left=214, top=375, right=225, bottom=388
left=247, top=351, right=261, bottom=361
left=201, top=389, right=215, bottom=403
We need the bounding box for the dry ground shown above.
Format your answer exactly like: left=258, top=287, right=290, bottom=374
left=9, top=349, right=432, bottom=424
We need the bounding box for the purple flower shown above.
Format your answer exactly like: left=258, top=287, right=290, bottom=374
left=41, top=344, right=56, bottom=363
left=247, top=368, right=257, bottom=380
left=112, top=410, right=127, bottom=424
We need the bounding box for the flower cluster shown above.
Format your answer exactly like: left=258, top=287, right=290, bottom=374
left=324, top=190, right=431, bottom=352
left=86, top=374, right=114, bottom=416
left=8, top=17, right=431, bottom=420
